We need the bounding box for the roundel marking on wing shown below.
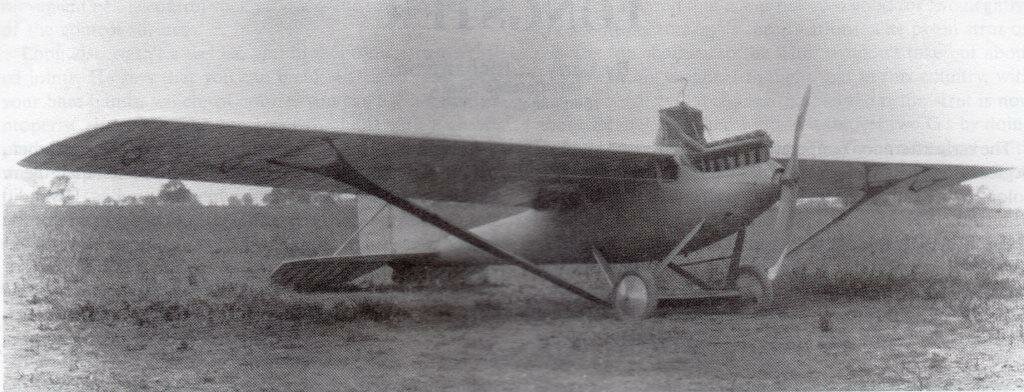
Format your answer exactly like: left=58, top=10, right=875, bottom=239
left=119, top=142, right=152, bottom=167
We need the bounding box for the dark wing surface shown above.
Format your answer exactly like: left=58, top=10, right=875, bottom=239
left=19, top=120, right=679, bottom=206
left=776, top=158, right=1009, bottom=198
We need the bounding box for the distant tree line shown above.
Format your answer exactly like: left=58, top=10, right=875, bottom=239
left=12, top=175, right=1003, bottom=210
left=260, top=188, right=343, bottom=206
left=12, top=176, right=351, bottom=207
left=873, top=184, right=1003, bottom=210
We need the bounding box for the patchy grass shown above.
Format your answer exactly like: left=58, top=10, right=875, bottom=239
left=5, top=204, right=1022, bottom=324
left=5, top=203, right=1024, bottom=390
left=723, top=205, right=1023, bottom=302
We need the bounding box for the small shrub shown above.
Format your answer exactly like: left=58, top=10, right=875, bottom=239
left=273, top=301, right=326, bottom=322
left=343, top=330, right=381, bottom=343
left=71, top=301, right=98, bottom=321
left=420, top=303, right=463, bottom=319
left=472, top=298, right=504, bottom=312
left=818, top=311, right=833, bottom=332
left=352, top=300, right=409, bottom=322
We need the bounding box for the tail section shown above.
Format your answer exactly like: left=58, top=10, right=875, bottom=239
left=272, top=196, right=524, bottom=291
left=271, top=253, right=436, bottom=291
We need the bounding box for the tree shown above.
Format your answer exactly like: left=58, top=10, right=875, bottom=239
left=263, top=188, right=312, bottom=205
left=140, top=195, right=160, bottom=205
left=879, top=184, right=999, bottom=209
left=102, top=196, right=119, bottom=206
left=312, top=192, right=338, bottom=206
left=241, top=193, right=254, bottom=206
left=121, top=196, right=139, bottom=205
left=29, top=175, right=72, bottom=204
left=157, top=180, right=199, bottom=204
left=227, top=195, right=242, bottom=206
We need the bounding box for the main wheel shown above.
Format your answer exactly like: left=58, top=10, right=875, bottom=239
left=612, top=270, right=659, bottom=320
left=725, top=266, right=767, bottom=313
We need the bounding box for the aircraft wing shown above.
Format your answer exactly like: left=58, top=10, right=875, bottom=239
left=776, top=158, right=1009, bottom=198
left=19, top=120, right=678, bottom=206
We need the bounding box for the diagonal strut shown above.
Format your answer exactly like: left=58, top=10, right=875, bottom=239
left=270, top=138, right=611, bottom=307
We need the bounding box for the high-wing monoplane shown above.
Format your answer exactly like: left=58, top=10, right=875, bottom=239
left=19, top=88, right=1008, bottom=319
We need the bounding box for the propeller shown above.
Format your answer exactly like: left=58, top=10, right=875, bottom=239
left=766, top=86, right=812, bottom=284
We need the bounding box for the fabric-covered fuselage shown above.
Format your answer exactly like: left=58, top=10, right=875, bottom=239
left=431, top=160, right=782, bottom=265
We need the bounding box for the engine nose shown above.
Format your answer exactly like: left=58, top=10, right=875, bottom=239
left=721, top=161, right=784, bottom=224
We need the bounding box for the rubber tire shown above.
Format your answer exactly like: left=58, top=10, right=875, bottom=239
left=725, top=266, right=768, bottom=313
left=612, top=269, right=659, bottom=320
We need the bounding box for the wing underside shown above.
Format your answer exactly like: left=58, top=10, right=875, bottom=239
left=19, top=120, right=1009, bottom=205
left=19, top=120, right=679, bottom=207
left=779, top=158, right=1008, bottom=198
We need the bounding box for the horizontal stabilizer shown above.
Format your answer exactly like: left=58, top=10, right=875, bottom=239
left=271, top=253, right=434, bottom=291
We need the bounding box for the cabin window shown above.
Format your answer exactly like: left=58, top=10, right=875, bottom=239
left=742, top=151, right=751, bottom=165
left=727, top=156, right=736, bottom=169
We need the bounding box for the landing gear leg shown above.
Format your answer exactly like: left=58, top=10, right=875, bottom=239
left=725, top=266, right=768, bottom=312
left=725, top=229, right=746, bottom=281
left=723, top=230, right=767, bottom=312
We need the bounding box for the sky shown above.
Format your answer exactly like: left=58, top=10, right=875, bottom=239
left=2, top=0, right=1023, bottom=206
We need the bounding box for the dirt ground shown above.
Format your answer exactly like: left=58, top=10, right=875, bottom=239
left=5, top=205, right=1024, bottom=391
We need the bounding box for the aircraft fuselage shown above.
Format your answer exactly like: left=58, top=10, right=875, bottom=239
left=432, top=160, right=783, bottom=265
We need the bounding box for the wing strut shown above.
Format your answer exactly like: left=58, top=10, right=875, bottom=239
left=270, top=138, right=611, bottom=307
left=333, top=202, right=389, bottom=256
left=784, top=166, right=932, bottom=257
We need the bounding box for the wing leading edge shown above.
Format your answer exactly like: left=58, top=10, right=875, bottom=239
left=19, top=120, right=679, bottom=206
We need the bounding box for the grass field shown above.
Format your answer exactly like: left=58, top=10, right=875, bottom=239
left=5, top=203, right=1024, bottom=390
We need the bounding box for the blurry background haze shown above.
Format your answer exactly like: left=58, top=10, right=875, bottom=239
left=3, top=0, right=1023, bottom=205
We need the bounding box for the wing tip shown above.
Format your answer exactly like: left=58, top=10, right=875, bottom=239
left=16, top=118, right=160, bottom=171
left=975, top=165, right=1014, bottom=178
left=18, top=146, right=56, bottom=170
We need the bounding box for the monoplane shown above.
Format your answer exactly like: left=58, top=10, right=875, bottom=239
left=20, top=88, right=1007, bottom=319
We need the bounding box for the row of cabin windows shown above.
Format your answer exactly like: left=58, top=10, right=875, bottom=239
left=694, top=148, right=770, bottom=172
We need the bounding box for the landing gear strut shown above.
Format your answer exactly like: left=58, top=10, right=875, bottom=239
left=598, top=228, right=765, bottom=320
